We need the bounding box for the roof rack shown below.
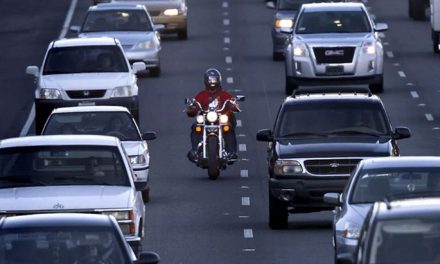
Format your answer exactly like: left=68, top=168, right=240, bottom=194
left=291, top=87, right=372, bottom=98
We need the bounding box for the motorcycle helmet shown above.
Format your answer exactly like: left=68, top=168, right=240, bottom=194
left=204, top=68, right=222, bottom=91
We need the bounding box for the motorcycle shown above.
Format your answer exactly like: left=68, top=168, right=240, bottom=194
left=185, top=95, right=245, bottom=180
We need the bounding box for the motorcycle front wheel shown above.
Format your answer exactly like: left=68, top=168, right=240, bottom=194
left=207, top=136, right=220, bottom=180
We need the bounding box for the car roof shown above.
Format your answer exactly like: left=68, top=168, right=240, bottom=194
left=0, top=135, right=120, bottom=148
left=90, top=3, right=146, bottom=11
left=376, top=198, right=440, bottom=220
left=51, top=106, right=131, bottom=114
left=361, top=156, right=440, bottom=170
left=301, top=2, right=365, bottom=12
left=52, top=37, right=119, bottom=48
left=284, top=93, right=381, bottom=104
left=0, top=213, right=113, bottom=229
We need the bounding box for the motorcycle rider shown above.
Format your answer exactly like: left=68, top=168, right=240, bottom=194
left=186, top=68, right=240, bottom=162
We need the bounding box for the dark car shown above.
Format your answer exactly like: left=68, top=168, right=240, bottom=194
left=256, top=87, right=411, bottom=229
left=341, top=196, right=440, bottom=264
left=0, top=213, right=159, bottom=264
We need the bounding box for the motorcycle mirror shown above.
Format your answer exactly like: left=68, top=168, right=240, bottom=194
left=185, top=98, right=191, bottom=104
left=235, top=95, right=245, bottom=102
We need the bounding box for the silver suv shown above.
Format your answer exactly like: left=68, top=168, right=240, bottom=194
left=284, top=3, right=387, bottom=94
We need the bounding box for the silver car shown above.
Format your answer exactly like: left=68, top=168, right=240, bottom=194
left=324, top=156, right=440, bottom=264
left=71, top=3, right=163, bottom=76
left=284, top=3, right=387, bottom=94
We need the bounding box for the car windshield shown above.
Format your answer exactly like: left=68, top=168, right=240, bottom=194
left=276, top=101, right=390, bottom=138
left=369, top=218, right=440, bottom=264
left=43, top=46, right=128, bottom=75
left=0, top=146, right=130, bottom=188
left=0, top=226, right=130, bottom=264
left=351, top=168, right=440, bottom=204
left=295, top=10, right=371, bottom=34
left=43, top=112, right=141, bottom=141
left=82, top=10, right=153, bottom=32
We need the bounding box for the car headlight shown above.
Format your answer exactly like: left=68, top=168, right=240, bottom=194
left=362, top=41, right=376, bottom=55
left=219, top=114, right=229, bottom=124
left=274, top=160, right=303, bottom=175
left=196, top=115, right=204, bottom=123
left=206, top=111, right=218, bottom=122
left=293, top=42, right=308, bottom=57
left=111, top=86, right=132, bottom=98
left=163, top=8, right=179, bottom=16
left=275, top=19, right=293, bottom=29
left=102, top=210, right=130, bottom=220
left=137, top=40, right=155, bottom=49
left=39, top=88, right=61, bottom=99
left=129, top=155, right=146, bottom=165
left=342, top=222, right=361, bottom=239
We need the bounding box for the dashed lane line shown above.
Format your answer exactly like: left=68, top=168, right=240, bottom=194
left=236, top=119, right=242, bottom=127
left=425, top=113, right=434, bottom=121
left=410, top=91, right=419, bottom=98
left=398, top=71, right=406, bottom=78
left=239, top=144, right=247, bottom=152
left=224, top=37, right=230, bottom=44
left=243, top=229, right=254, bottom=238
left=226, top=77, right=233, bottom=83
left=241, top=197, right=250, bottom=206
left=225, top=56, right=232, bottom=63
left=386, top=51, right=394, bottom=58
left=223, top=18, right=230, bottom=26
left=240, top=169, right=248, bottom=178
left=222, top=1, right=229, bottom=8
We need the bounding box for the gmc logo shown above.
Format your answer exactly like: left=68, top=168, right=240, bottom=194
left=325, top=50, right=344, bottom=56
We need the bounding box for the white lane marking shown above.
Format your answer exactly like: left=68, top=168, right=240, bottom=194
left=241, top=197, right=250, bottom=206
left=224, top=30, right=230, bottom=34
left=239, top=215, right=249, bottom=218
left=239, top=144, right=247, bottom=152
left=243, top=229, right=254, bottom=238
left=225, top=56, right=232, bottom=63
left=410, top=91, right=419, bottom=98
left=383, top=42, right=390, bottom=46
left=243, top=249, right=256, bottom=252
left=223, top=12, right=229, bottom=16
left=226, top=68, right=233, bottom=71
left=21, top=0, right=78, bottom=137
left=425, top=113, right=434, bottom=121
left=223, top=47, right=230, bottom=51
left=223, top=212, right=231, bottom=216
left=240, top=169, right=248, bottom=178
left=433, top=127, right=440, bottom=130
left=222, top=1, right=229, bottom=8
left=240, top=186, right=249, bottom=189
left=394, top=63, right=400, bottom=66
left=236, top=119, right=242, bottom=127
left=226, top=77, right=233, bottom=84
left=419, top=103, right=426, bottom=107
left=223, top=18, right=230, bottom=26
left=398, top=71, right=406, bottom=78
left=407, top=82, right=415, bottom=86
left=386, top=51, right=394, bottom=58
left=237, top=133, right=247, bottom=137
left=224, top=37, right=230, bottom=44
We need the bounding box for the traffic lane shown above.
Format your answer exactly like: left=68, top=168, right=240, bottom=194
left=0, top=0, right=71, bottom=139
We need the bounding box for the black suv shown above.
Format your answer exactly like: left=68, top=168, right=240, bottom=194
left=256, top=88, right=411, bottom=229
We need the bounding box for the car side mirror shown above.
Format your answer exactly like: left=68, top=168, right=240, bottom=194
left=337, top=252, right=355, bottom=264
left=153, top=24, right=165, bottom=31
left=323, top=193, right=342, bottom=206
left=26, top=66, right=39, bottom=77
left=132, top=62, right=146, bottom=74
left=142, top=131, right=157, bottom=141
left=235, top=95, right=245, bottom=102
left=135, top=181, right=148, bottom=192
left=393, top=127, right=411, bottom=140
left=256, top=129, right=273, bottom=142
left=374, top=23, right=388, bottom=32
left=135, top=251, right=161, bottom=264
left=69, top=25, right=81, bottom=34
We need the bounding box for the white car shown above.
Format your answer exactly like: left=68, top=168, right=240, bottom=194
left=26, top=37, right=146, bottom=134
left=41, top=106, right=156, bottom=202
left=0, top=135, right=146, bottom=254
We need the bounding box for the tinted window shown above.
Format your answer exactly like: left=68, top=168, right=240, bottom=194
left=0, top=226, right=130, bottom=264
left=351, top=168, right=440, bottom=203
left=82, top=10, right=153, bottom=32
left=276, top=101, right=390, bottom=138
left=0, top=146, right=130, bottom=188
left=43, top=46, right=128, bottom=74
left=296, top=10, right=371, bottom=34
left=43, top=112, right=141, bottom=141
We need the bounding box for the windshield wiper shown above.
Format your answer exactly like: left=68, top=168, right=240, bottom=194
left=54, top=176, right=114, bottom=185
left=280, top=132, right=328, bottom=138
left=0, top=176, right=48, bottom=186
left=326, top=130, right=384, bottom=137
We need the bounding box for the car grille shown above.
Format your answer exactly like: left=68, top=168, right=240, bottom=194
left=313, top=47, right=356, bottom=64
left=66, top=90, right=106, bottom=99
left=304, top=159, right=362, bottom=175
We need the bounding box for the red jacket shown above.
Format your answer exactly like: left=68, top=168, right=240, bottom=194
left=187, top=88, right=239, bottom=117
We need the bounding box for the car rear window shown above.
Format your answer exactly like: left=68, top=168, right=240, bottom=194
left=82, top=10, right=153, bottom=32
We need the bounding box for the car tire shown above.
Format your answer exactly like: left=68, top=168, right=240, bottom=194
left=150, top=66, right=161, bottom=77
left=273, top=52, right=284, bottom=61
left=433, top=31, right=440, bottom=54
left=369, top=76, right=384, bottom=93
left=409, top=0, right=426, bottom=20
left=269, top=192, right=288, bottom=229
left=285, top=77, right=298, bottom=95
left=178, top=29, right=188, bottom=40
left=142, top=188, right=150, bottom=203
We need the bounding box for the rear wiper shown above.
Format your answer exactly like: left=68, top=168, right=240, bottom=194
left=280, top=132, right=328, bottom=138
left=327, top=130, right=383, bottom=137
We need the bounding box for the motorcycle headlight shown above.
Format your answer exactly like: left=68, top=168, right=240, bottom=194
left=342, top=222, right=361, bottom=239
left=196, top=115, right=204, bottom=123
left=293, top=42, right=308, bottom=57
left=163, top=8, right=179, bottom=16
left=274, top=160, right=303, bottom=175
left=39, top=88, right=61, bottom=99
left=206, top=111, right=218, bottom=122
left=362, top=41, right=376, bottom=55
left=129, top=155, right=146, bottom=165
left=137, top=40, right=155, bottom=49
left=275, top=19, right=293, bottom=29
left=111, top=86, right=132, bottom=98
left=219, top=114, right=229, bottom=124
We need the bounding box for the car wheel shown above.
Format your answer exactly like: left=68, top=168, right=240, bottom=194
left=269, top=192, right=288, bottom=229
left=433, top=31, right=440, bottom=54
left=142, top=188, right=150, bottom=203
left=178, top=29, right=188, bottom=40
left=369, top=77, right=384, bottom=94
left=285, top=77, right=298, bottom=95
left=273, top=52, right=284, bottom=61
left=150, top=66, right=161, bottom=77
left=409, top=0, right=426, bottom=20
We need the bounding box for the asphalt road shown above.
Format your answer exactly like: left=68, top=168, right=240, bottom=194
left=1, top=0, right=439, bottom=263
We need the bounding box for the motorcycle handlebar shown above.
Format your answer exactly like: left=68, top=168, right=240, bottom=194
left=188, top=99, right=241, bottom=113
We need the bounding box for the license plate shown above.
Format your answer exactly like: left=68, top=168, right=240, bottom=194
left=325, top=65, right=344, bottom=75
left=78, top=101, right=95, bottom=106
